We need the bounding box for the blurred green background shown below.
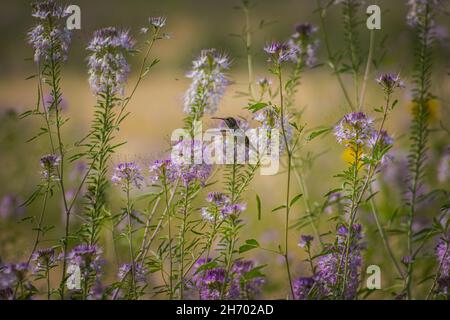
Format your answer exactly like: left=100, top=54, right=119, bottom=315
left=0, top=0, right=449, bottom=299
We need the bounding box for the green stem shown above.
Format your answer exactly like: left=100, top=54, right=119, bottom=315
left=26, top=179, right=51, bottom=265
left=162, top=174, right=174, bottom=299
left=178, top=184, right=189, bottom=300
left=125, top=184, right=137, bottom=299
left=359, top=29, right=375, bottom=111
left=278, top=66, right=295, bottom=299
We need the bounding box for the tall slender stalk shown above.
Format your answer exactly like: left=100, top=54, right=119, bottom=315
left=26, top=177, right=51, bottom=265
left=405, top=2, right=433, bottom=299
left=162, top=173, right=174, bottom=299
left=277, top=67, right=295, bottom=299
left=125, top=183, right=137, bottom=298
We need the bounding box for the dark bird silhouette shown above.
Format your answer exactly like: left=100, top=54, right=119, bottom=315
left=212, top=117, right=254, bottom=156
left=211, top=117, right=240, bottom=130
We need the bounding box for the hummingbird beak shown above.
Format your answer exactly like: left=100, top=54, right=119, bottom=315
left=211, top=117, right=225, bottom=120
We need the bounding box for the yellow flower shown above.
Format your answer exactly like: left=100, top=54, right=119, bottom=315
left=409, top=99, right=440, bottom=122
left=341, top=147, right=363, bottom=165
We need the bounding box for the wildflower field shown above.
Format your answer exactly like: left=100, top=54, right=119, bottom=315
left=0, top=0, right=449, bottom=301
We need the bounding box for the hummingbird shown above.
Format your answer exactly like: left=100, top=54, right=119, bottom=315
left=212, top=117, right=254, bottom=156
left=211, top=117, right=241, bottom=130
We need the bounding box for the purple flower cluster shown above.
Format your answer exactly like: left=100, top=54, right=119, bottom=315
left=87, top=27, right=135, bottom=96
left=67, top=245, right=103, bottom=279
left=406, top=0, right=442, bottom=27
left=31, top=248, right=58, bottom=274
left=0, top=262, right=29, bottom=299
left=376, top=73, right=405, bottom=93
left=40, top=154, right=61, bottom=180
left=141, top=16, right=167, bottom=35
left=206, top=192, right=231, bottom=206
left=293, top=277, right=315, bottom=300
left=112, top=162, right=144, bottom=190
left=201, top=192, right=246, bottom=222
left=150, top=157, right=212, bottom=188
left=264, top=41, right=295, bottom=64
left=191, top=258, right=263, bottom=300
left=31, top=0, right=67, bottom=19
left=117, top=263, right=147, bottom=284
left=228, top=260, right=264, bottom=299
left=287, top=23, right=319, bottom=68
left=313, top=224, right=363, bottom=299
left=0, top=194, right=25, bottom=220
left=149, top=16, right=167, bottom=28
left=184, top=49, right=230, bottom=116
left=220, top=203, right=247, bottom=219
left=298, top=235, right=314, bottom=248
left=334, top=112, right=375, bottom=148
left=253, top=105, right=293, bottom=154
left=436, top=236, right=449, bottom=295
left=28, top=0, right=71, bottom=63
left=368, top=130, right=394, bottom=165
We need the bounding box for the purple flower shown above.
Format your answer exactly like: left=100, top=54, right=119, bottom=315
left=206, top=192, right=230, bottom=206
left=298, top=235, right=314, bottom=248
left=293, top=277, right=315, bottom=300
left=191, top=259, right=226, bottom=300
left=111, top=162, right=144, bottom=190
left=0, top=194, right=25, bottom=220
left=376, top=73, right=405, bottom=92
left=87, top=27, right=135, bottom=96
left=31, top=0, right=68, bottom=19
left=402, top=256, right=413, bottom=265
left=117, top=263, right=147, bottom=283
left=149, top=16, right=167, bottom=28
left=228, top=260, right=264, bottom=299
left=149, top=159, right=174, bottom=184
left=44, top=93, right=68, bottom=112
left=28, top=1, right=71, bottom=63
left=191, top=258, right=263, bottom=300
left=184, top=49, right=230, bottom=116
left=436, top=236, right=449, bottom=295
left=406, top=0, right=443, bottom=27
left=67, top=245, right=103, bottom=279
left=288, top=23, right=319, bottom=68
left=170, top=140, right=213, bottom=186
left=89, top=280, right=106, bottom=300
left=220, top=203, right=247, bottom=219
left=31, top=248, right=58, bottom=274
left=253, top=105, right=293, bottom=154
left=264, top=41, right=294, bottom=64
left=294, top=23, right=317, bottom=39
left=201, top=207, right=216, bottom=222
left=40, top=154, right=61, bottom=180
left=315, top=224, right=363, bottom=299
left=369, top=130, right=394, bottom=164
left=335, top=112, right=375, bottom=147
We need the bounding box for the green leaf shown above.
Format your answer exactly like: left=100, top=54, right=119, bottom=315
left=239, top=239, right=260, bottom=253
left=307, top=127, right=331, bottom=141
left=256, top=194, right=262, bottom=220
left=246, top=102, right=268, bottom=112
left=272, top=205, right=286, bottom=213
left=289, top=194, right=303, bottom=207
left=194, top=261, right=219, bottom=274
